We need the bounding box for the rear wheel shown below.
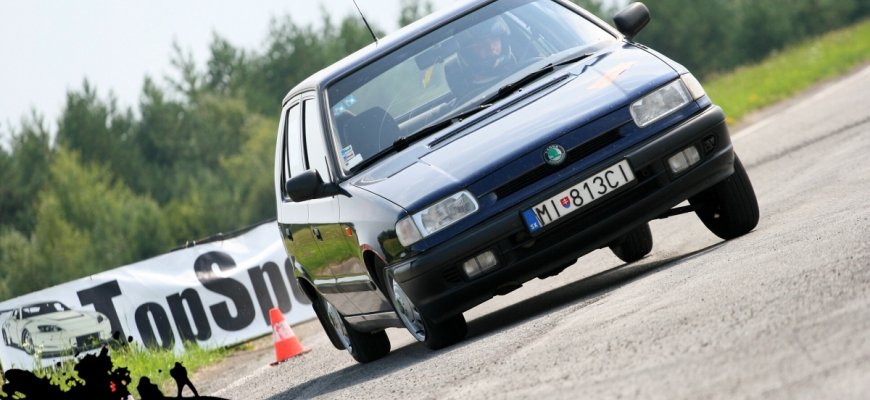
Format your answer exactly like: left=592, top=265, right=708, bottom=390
left=609, top=222, right=653, bottom=263
left=386, top=273, right=467, bottom=350
left=689, top=156, right=759, bottom=240
left=323, top=298, right=391, bottom=363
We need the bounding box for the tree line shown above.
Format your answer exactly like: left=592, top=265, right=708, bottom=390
left=1, top=0, right=868, bottom=300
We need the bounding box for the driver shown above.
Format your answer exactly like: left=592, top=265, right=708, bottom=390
left=447, top=16, right=518, bottom=98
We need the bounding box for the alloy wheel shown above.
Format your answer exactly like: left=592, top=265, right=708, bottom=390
left=390, top=276, right=426, bottom=341
left=325, top=301, right=352, bottom=353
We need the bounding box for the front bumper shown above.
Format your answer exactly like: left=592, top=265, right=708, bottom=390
left=391, top=105, right=734, bottom=323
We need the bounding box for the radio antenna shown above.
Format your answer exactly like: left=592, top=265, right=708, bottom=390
left=352, top=0, right=379, bottom=45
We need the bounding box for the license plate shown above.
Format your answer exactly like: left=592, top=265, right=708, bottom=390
left=522, top=160, right=635, bottom=233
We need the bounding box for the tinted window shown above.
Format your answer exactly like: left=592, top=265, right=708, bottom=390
left=326, top=0, right=614, bottom=173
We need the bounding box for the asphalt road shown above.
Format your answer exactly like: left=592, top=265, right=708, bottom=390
left=207, top=64, right=870, bottom=400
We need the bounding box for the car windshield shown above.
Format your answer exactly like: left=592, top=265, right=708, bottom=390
left=21, top=302, right=70, bottom=318
left=326, top=0, right=613, bottom=173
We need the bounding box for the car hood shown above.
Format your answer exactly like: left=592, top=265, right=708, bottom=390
left=351, top=42, right=677, bottom=212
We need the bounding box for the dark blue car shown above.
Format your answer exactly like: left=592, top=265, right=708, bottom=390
left=274, top=0, right=759, bottom=363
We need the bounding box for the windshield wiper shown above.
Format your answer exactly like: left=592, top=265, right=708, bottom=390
left=479, top=52, right=595, bottom=108
left=481, top=64, right=555, bottom=107
left=350, top=105, right=491, bottom=172
left=393, top=104, right=491, bottom=150
left=553, top=51, right=595, bottom=67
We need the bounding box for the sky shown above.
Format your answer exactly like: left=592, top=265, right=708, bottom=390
left=0, top=0, right=456, bottom=139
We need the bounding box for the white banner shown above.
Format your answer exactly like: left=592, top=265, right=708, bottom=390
left=0, top=221, right=315, bottom=372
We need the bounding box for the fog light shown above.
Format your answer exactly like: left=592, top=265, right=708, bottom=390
left=667, top=146, right=701, bottom=174
left=684, top=146, right=700, bottom=165
left=461, top=250, right=498, bottom=278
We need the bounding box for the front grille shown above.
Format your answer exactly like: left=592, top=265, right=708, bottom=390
left=492, top=128, right=623, bottom=199
left=442, top=267, right=463, bottom=285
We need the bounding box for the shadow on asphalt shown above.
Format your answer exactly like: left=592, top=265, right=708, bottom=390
left=267, top=241, right=726, bottom=400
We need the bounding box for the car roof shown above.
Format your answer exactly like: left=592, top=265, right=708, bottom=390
left=281, top=0, right=618, bottom=104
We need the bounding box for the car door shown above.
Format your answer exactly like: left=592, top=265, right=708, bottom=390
left=301, top=96, right=365, bottom=316
left=276, top=99, right=344, bottom=308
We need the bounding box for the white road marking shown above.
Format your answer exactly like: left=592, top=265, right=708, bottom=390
left=210, top=364, right=272, bottom=398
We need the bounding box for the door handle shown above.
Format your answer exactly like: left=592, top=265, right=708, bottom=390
left=313, top=228, right=323, bottom=241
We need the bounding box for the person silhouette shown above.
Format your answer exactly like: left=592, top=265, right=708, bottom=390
left=169, top=361, right=199, bottom=398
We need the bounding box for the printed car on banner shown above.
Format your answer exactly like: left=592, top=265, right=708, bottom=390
left=274, top=0, right=759, bottom=363
left=1, top=302, right=112, bottom=358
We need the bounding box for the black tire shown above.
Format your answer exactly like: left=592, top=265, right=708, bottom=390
left=609, top=222, right=653, bottom=263
left=311, top=294, right=345, bottom=351
left=385, top=272, right=467, bottom=350
left=689, top=156, right=759, bottom=240
left=421, top=313, right=468, bottom=351
left=322, top=297, right=391, bottom=363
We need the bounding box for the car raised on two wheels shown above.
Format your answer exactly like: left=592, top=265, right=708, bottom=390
left=273, top=0, right=758, bottom=363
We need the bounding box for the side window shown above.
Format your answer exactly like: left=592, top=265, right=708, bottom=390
left=281, top=104, right=303, bottom=200
left=303, top=99, right=331, bottom=182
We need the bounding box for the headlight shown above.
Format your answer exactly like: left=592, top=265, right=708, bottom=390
left=37, top=325, right=62, bottom=333
left=630, top=79, right=692, bottom=127
left=396, top=191, right=479, bottom=247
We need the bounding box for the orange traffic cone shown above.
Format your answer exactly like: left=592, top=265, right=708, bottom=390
left=269, top=308, right=310, bottom=366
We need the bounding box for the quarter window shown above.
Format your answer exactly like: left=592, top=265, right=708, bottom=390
left=281, top=103, right=303, bottom=200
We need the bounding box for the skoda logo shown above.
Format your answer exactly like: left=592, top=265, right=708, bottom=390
left=544, top=144, right=566, bottom=166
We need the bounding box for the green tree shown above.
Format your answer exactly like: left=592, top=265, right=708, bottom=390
left=0, top=112, right=54, bottom=235
left=0, top=149, right=172, bottom=298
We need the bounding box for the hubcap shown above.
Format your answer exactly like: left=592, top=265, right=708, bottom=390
left=23, top=331, right=33, bottom=352
left=390, top=277, right=426, bottom=341
left=325, top=301, right=352, bottom=353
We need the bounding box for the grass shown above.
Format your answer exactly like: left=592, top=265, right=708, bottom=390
left=112, top=342, right=233, bottom=398
left=704, top=18, right=870, bottom=124
left=21, top=341, right=234, bottom=399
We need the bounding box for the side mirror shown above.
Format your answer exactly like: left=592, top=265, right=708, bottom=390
left=285, top=169, right=349, bottom=202
left=613, top=3, right=650, bottom=41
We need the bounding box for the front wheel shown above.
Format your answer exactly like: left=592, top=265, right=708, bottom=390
left=689, top=156, right=759, bottom=240
left=323, top=298, right=390, bottom=363
left=22, top=330, right=34, bottom=354
left=609, top=222, right=653, bottom=263
left=311, top=293, right=346, bottom=351
left=386, top=273, right=467, bottom=350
